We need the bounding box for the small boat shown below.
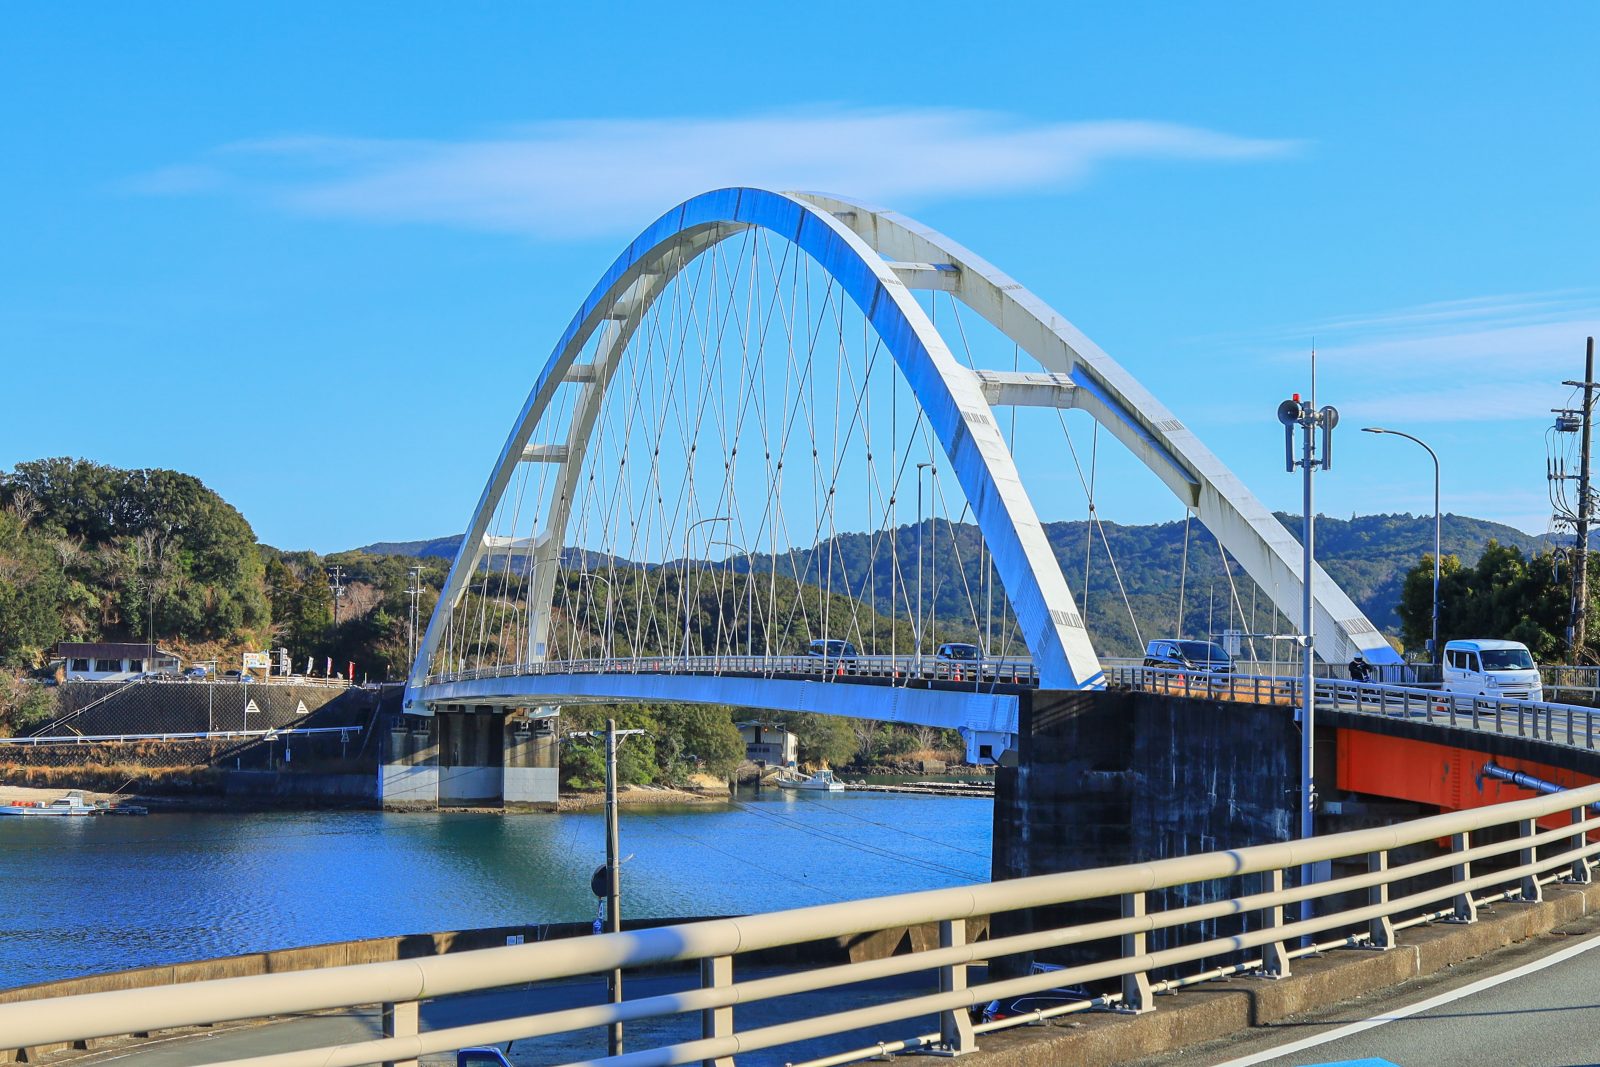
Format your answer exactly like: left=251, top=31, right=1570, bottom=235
left=0, top=790, right=98, bottom=817
left=776, top=769, right=844, bottom=792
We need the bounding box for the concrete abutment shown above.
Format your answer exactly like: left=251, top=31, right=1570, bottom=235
left=378, top=707, right=558, bottom=811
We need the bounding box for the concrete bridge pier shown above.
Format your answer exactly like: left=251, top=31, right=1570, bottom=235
left=378, top=707, right=558, bottom=811
left=992, top=688, right=1300, bottom=975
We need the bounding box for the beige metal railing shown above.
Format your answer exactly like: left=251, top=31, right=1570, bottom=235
left=1112, top=665, right=1600, bottom=753
left=5, top=782, right=1600, bottom=1067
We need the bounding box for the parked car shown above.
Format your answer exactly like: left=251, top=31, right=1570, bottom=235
left=806, top=639, right=859, bottom=665
left=1142, top=639, right=1233, bottom=674
left=1441, top=639, right=1543, bottom=702
left=182, top=665, right=209, bottom=679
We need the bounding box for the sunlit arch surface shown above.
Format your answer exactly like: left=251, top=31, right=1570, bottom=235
left=405, top=187, right=1396, bottom=716
left=406, top=187, right=1101, bottom=705
left=796, top=192, right=1397, bottom=669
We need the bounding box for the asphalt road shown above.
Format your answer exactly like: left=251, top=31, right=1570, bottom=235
left=1146, top=918, right=1600, bottom=1067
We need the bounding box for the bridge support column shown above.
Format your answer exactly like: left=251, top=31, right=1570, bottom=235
left=1366, top=851, right=1395, bottom=950
left=1517, top=817, right=1544, bottom=902
left=437, top=709, right=505, bottom=806
left=504, top=709, right=559, bottom=810
left=1450, top=832, right=1479, bottom=923
left=938, top=919, right=977, bottom=1052
left=992, top=688, right=1297, bottom=979
left=379, top=716, right=439, bottom=811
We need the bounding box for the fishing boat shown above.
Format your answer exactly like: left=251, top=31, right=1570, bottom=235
left=775, top=768, right=844, bottom=793
left=0, top=790, right=98, bottom=817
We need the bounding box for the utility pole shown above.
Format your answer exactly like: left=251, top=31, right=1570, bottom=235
left=604, top=718, right=624, bottom=1056
left=327, top=565, right=347, bottom=628
left=569, top=720, right=646, bottom=1057
left=1565, top=337, right=1599, bottom=656
left=1277, top=367, right=1339, bottom=928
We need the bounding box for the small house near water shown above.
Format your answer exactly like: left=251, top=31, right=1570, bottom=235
left=738, top=720, right=797, bottom=766
left=57, top=642, right=181, bottom=682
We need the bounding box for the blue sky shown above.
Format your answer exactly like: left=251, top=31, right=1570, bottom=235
left=3, top=3, right=1597, bottom=552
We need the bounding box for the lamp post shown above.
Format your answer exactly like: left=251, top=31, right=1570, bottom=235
left=1363, top=427, right=1441, bottom=665
left=584, top=573, right=614, bottom=660
left=712, top=539, right=756, bottom=659
left=682, top=516, right=731, bottom=658
left=915, top=462, right=935, bottom=674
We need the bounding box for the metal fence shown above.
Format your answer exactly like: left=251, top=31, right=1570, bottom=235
left=1110, top=666, right=1600, bottom=753
left=5, top=781, right=1599, bottom=1067
left=428, top=653, right=1043, bottom=690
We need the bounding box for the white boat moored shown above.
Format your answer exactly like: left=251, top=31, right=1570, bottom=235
left=0, top=790, right=98, bottom=817
left=775, top=769, right=844, bottom=792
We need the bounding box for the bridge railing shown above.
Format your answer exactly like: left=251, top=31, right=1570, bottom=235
left=1110, top=666, right=1600, bottom=752
left=7, top=783, right=1600, bottom=1067
left=425, top=653, right=1042, bottom=690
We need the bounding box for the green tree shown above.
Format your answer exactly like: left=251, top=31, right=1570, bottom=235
left=0, top=458, right=269, bottom=645
left=1397, top=541, right=1572, bottom=660
left=0, top=507, right=67, bottom=667
left=557, top=704, right=660, bottom=789
left=654, top=705, right=743, bottom=779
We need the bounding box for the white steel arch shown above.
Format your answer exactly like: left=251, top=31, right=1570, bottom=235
left=794, top=192, right=1398, bottom=669
left=405, top=188, right=1103, bottom=708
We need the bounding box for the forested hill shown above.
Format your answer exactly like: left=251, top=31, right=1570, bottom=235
left=361, top=512, right=1547, bottom=658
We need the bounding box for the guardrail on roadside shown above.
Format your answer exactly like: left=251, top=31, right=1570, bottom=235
left=424, top=653, right=1043, bottom=691
left=1110, top=666, right=1600, bottom=752
left=5, top=780, right=1599, bottom=1066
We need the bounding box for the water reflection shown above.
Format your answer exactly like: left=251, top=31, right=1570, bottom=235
left=0, top=788, right=991, bottom=988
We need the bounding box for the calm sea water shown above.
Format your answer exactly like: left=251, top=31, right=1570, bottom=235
left=0, top=787, right=993, bottom=989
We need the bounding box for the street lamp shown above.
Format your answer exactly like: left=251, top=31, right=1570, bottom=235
left=712, top=539, right=756, bottom=658
left=915, top=462, right=935, bottom=672
left=583, top=573, right=614, bottom=660
left=682, top=516, right=731, bottom=658
left=1363, top=427, right=1441, bottom=665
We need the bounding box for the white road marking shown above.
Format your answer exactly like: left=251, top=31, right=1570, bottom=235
left=1208, top=930, right=1600, bottom=1067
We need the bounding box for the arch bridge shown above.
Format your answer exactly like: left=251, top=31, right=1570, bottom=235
left=401, top=187, right=1398, bottom=775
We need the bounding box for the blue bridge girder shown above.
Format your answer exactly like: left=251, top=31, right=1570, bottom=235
left=412, top=654, right=1031, bottom=763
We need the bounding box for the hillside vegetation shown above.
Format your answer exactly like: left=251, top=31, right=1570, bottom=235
left=0, top=456, right=1567, bottom=681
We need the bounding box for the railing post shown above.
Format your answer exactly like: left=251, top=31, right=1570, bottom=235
left=937, top=919, right=977, bottom=1053
left=1517, top=817, right=1543, bottom=902
left=381, top=1001, right=418, bottom=1067
left=1572, top=806, right=1594, bottom=884
left=700, top=955, right=735, bottom=1067
left=1367, top=850, right=1395, bottom=950
left=1450, top=831, right=1479, bottom=923
left=1119, top=892, right=1153, bottom=1013
left=1260, top=869, right=1290, bottom=976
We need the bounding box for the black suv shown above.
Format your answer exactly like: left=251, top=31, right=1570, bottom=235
left=1142, top=639, right=1233, bottom=674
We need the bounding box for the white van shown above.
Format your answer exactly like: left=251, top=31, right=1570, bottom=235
left=1441, top=639, right=1543, bottom=702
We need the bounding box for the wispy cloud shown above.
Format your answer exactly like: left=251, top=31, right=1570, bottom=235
left=123, top=108, right=1299, bottom=238
left=1200, top=289, right=1600, bottom=425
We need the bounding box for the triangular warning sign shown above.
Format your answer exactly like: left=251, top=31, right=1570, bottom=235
left=244, top=698, right=262, bottom=717
left=295, top=700, right=309, bottom=715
